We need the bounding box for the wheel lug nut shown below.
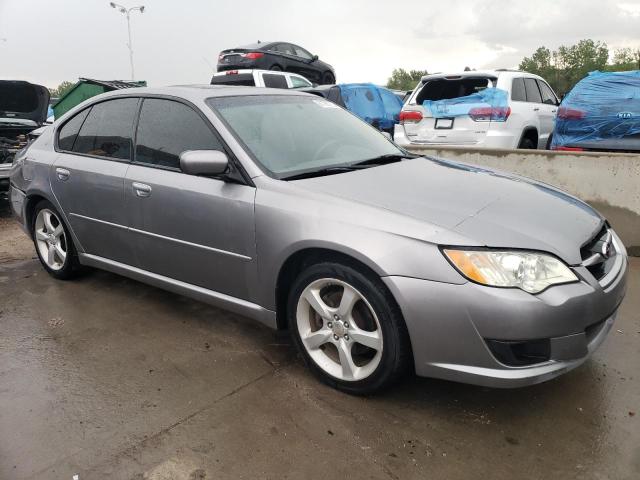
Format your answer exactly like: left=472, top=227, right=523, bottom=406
left=333, top=334, right=339, bottom=340
left=328, top=322, right=333, bottom=328
left=333, top=314, right=339, bottom=320
left=344, top=334, right=349, bottom=341
left=344, top=322, right=349, bottom=328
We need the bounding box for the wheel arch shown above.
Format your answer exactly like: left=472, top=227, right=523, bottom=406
left=274, top=246, right=387, bottom=330
left=518, top=127, right=539, bottom=148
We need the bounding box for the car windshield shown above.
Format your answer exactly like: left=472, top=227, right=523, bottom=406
left=208, top=95, right=404, bottom=178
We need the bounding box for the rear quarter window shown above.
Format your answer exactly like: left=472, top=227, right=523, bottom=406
left=57, top=108, right=90, bottom=151
left=511, top=78, right=526, bottom=101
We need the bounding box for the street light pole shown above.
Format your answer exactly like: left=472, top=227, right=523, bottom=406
left=109, top=2, right=145, bottom=81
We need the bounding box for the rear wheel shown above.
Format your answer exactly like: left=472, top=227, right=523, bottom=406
left=322, top=71, right=335, bottom=85
left=288, top=262, right=411, bottom=395
left=518, top=136, right=536, bottom=149
left=31, top=200, right=81, bottom=280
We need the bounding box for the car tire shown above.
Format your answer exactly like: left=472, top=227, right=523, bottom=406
left=518, top=136, right=536, bottom=149
left=31, top=200, right=81, bottom=280
left=288, top=261, right=412, bottom=395
left=270, top=65, right=283, bottom=71
left=321, top=72, right=335, bottom=85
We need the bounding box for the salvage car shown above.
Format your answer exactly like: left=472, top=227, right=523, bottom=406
left=210, top=69, right=312, bottom=89
left=395, top=70, right=559, bottom=149
left=10, top=86, right=628, bottom=394
left=217, top=41, right=335, bottom=85
left=301, top=83, right=404, bottom=136
left=551, top=70, right=640, bottom=152
left=1, top=80, right=50, bottom=193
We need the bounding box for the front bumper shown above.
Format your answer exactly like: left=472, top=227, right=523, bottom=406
left=383, top=251, right=628, bottom=388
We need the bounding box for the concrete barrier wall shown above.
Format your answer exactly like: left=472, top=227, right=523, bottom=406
left=405, top=146, right=640, bottom=256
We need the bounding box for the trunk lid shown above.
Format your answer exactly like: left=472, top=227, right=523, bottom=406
left=402, top=75, right=497, bottom=144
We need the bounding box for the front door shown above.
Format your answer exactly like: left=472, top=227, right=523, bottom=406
left=125, top=97, right=256, bottom=300
left=51, top=97, right=139, bottom=265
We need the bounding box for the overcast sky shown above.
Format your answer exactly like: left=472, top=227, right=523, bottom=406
left=1, top=0, right=639, bottom=89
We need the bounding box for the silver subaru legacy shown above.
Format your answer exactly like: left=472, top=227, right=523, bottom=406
left=9, top=86, right=628, bottom=394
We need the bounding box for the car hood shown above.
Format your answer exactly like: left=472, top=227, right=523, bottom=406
left=0, top=80, right=50, bottom=125
left=294, top=157, right=603, bottom=265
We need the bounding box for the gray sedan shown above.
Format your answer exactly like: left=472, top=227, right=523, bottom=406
left=9, top=86, right=628, bottom=394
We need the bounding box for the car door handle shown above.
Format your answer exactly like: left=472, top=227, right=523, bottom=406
left=55, top=167, right=70, bottom=181
left=132, top=182, right=152, bottom=198
left=533, top=107, right=540, bottom=112
left=551, top=109, right=557, bottom=113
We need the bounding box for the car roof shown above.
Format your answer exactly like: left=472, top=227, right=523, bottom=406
left=420, top=70, right=540, bottom=81
left=235, top=41, right=275, bottom=50
left=90, top=84, right=310, bottom=102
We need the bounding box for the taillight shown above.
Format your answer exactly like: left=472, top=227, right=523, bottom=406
left=557, top=107, right=586, bottom=120
left=553, top=146, right=585, bottom=152
left=468, top=106, right=511, bottom=122
left=399, top=110, right=423, bottom=124
left=243, top=52, right=264, bottom=60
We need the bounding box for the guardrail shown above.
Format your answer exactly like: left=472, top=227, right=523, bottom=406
left=405, top=146, right=640, bottom=256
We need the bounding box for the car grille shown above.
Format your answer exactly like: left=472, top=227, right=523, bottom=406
left=580, top=225, right=617, bottom=281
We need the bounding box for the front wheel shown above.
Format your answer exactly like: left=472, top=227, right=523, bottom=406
left=288, top=262, right=411, bottom=395
left=269, top=65, right=283, bottom=71
left=321, top=71, right=335, bottom=85
left=32, top=200, right=81, bottom=280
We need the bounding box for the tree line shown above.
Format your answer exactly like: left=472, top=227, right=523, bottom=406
left=387, top=39, right=640, bottom=95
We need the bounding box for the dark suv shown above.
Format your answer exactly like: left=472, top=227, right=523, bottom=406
left=217, top=41, right=335, bottom=85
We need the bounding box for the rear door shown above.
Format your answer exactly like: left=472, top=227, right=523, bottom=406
left=536, top=79, right=559, bottom=146
left=401, top=76, right=495, bottom=144
left=523, top=77, right=547, bottom=147
left=51, top=97, right=138, bottom=264
left=125, top=97, right=256, bottom=299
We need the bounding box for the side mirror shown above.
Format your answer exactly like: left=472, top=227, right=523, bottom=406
left=311, top=54, right=319, bottom=62
left=180, top=150, right=228, bottom=176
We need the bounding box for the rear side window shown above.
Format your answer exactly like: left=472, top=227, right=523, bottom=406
left=292, top=45, right=313, bottom=60
left=262, top=74, right=289, bottom=89
left=73, top=98, right=138, bottom=160
left=511, top=78, right=526, bottom=101
left=415, top=77, right=493, bottom=104
left=524, top=78, right=543, bottom=103
left=57, top=108, right=90, bottom=151
left=135, top=98, right=223, bottom=170
left=537, top=80, right=557, bottom=105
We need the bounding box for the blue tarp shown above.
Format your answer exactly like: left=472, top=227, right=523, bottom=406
left=339, top=83, right=403, bottom=130
left=551, top=70, right=640, bottom=149
left=423, top=87, right=509, bottom=120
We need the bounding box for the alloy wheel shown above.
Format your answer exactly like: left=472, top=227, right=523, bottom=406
left=296, top=278, right=383, bottom=381
left=34, top=209, right=67, bottom=271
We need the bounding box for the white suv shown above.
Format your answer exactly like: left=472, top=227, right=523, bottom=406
left=210, top=69, right=313, bottom=89
left=394, top=70, right=559, bottom=149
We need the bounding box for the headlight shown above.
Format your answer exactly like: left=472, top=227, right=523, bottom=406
left=443, top=249, right=578, bottom=294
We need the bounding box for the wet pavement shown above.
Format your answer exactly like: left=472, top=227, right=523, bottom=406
left=0, top=201, right=638, bottom=480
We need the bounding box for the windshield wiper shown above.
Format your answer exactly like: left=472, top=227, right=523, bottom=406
left=352, top=153, right=417, bottom=167
left=282, top=165, right=364, bottom=181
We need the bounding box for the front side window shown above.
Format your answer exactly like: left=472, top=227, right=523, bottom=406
left=290, top=75, right=312, bottom=88
left=292, top=45, right=313, bottom=60
left=537, top=80, right=558, bottom=105
left=57, top=108, right=90, bottom=151
left=209, top=95, right=403, bottom=178
left=524, top=78, right=543, bottom=103
left=135, top=98, right=223, bottom=170
left=72, top=98, right=138, bottom=160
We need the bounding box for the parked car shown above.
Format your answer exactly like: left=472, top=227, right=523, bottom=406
left=217, top=41, right=335, bottom=85
left=301, top=83, right=404, bottom=136
left=394, top=70, right=560, bottom=149
left=1, top=80, right=50, bottom=193
left=551, top=70, right=640, bottom=152
left=211, top=69, right=313, bottom=89
left=11, top=86, right=627, bottom=394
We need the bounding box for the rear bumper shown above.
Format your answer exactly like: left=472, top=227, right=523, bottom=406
left=394, top=125, right=519, bottom=149
left=383, top=252, right=628, bottom=388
